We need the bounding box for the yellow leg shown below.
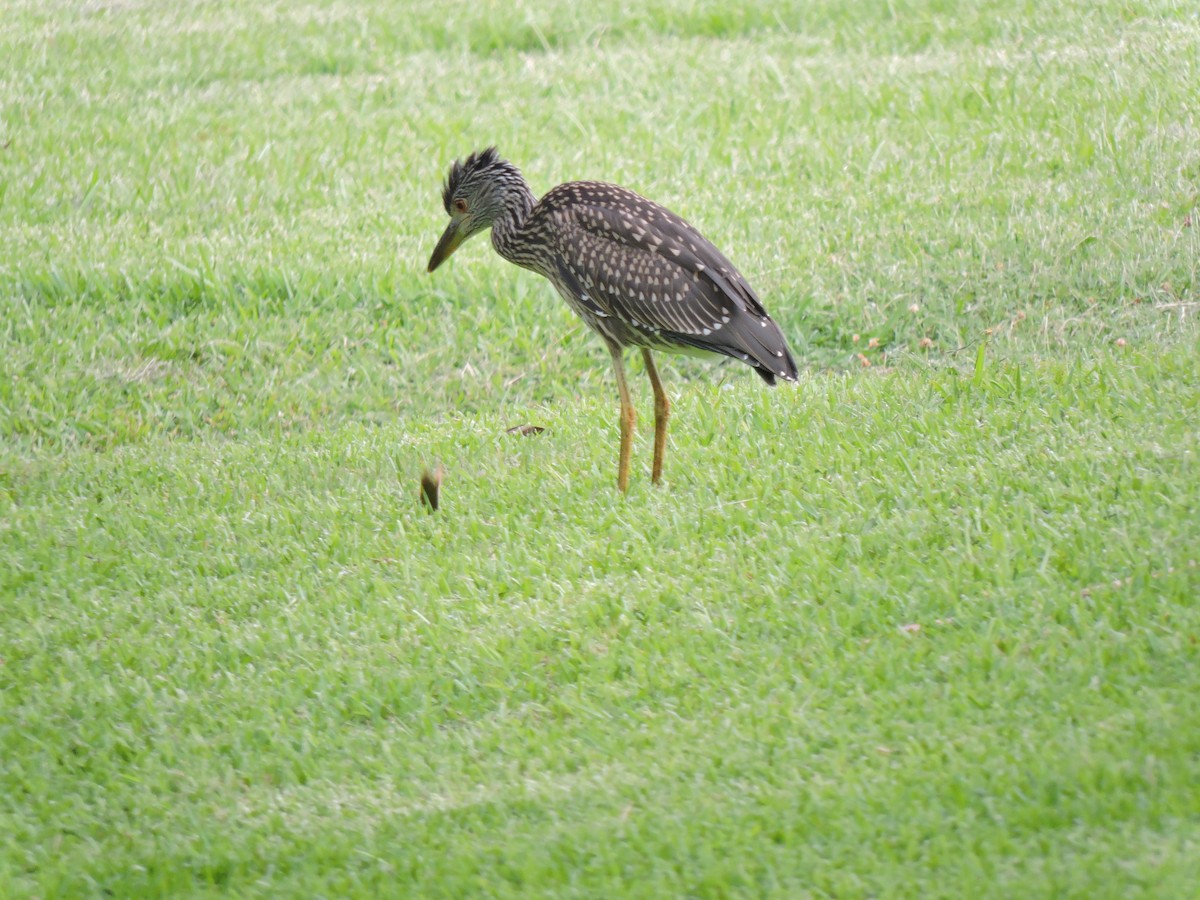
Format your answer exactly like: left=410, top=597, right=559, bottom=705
left=609, top=345, right=635, bottom=493
left=641, top=349, right=670, bottom=485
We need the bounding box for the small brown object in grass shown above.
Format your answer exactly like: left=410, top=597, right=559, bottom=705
left=505, top=424, right=546, bottom=436
left=420, top=464, right=445, bottom=512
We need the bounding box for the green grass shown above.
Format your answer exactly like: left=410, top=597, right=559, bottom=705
left=2, top=0, right=1198, bottom=895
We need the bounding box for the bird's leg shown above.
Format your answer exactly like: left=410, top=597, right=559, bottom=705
left=641, top=349, right=670, bottom=485
left=609, top=344, right=635, bottom=493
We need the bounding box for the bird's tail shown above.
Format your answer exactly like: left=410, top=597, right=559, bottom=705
left=729, top=314, right=798, bottom=385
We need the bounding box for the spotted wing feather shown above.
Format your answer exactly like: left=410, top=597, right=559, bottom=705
left=537, top=182, right=797, bottom=383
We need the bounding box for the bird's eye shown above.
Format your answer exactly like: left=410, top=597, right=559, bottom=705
left=453, top=198, right=468, bottom=214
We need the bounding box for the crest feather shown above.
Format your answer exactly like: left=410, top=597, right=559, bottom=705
left=442, top=146, right=501, bottom=213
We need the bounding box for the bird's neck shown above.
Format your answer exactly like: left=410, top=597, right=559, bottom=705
left=490, top=181, right=537, bottom=267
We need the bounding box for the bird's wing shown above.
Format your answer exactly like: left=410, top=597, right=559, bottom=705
left=538, top=183, right=794, bottom=378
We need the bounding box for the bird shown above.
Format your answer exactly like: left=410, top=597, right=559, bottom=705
left=427, top=147, right=797, bottom=492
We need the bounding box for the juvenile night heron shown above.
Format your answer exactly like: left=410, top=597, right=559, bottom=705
left=427, top=147, right=797, bottom=492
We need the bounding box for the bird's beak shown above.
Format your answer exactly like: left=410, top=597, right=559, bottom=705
left=427, top=219, right=467, bottom=273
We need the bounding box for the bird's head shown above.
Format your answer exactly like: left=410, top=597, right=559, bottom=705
left=427, top=147, right=526, bottom=272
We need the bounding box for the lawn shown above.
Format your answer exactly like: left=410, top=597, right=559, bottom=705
left=2, top=0, right=1198, bottom=895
